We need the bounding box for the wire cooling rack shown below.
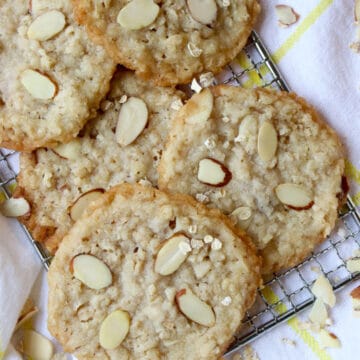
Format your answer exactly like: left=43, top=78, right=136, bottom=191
left=0, top=31, right=359, bottom=354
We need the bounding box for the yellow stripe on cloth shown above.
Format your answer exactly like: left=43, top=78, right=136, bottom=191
left=345, top=159, right=360, bottom=186
left=273, top=0, right=334, bottom=63
left=235, top=52, right=263, bottom=88
left=261, top=286, right=332, bottom=360
left=352, top=191, right=360, bottom=206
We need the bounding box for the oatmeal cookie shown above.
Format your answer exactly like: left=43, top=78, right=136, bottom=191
left=158, top=86, right=346, bottom=274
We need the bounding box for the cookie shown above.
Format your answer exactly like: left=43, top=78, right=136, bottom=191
left=158, top=87, right=346, bottom=274
left=48, top=183, right=261, bottom=360
left=0, top=0, right=115, bottom=151
left=15, top=70, right=184, bottom=253
left=72, top=0, right=260, bottom=86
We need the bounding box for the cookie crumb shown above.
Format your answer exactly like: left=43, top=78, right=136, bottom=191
left=242, top=345, right=260, bottom=360
left=170, top=99, right=183, bottom=111
left=199, top=72, right=216, bottom=87
left=221, top=296, right=232, bottom=306
left=204, top=234, right=214, bottom=244
left=119, top=94, right=128, bottom=104
left=282, top=338, right=296, bottom=346
left=336, top=226, right=347, bottom=238
left=195, top=193, right=210, bottom=203
left=187, top=42, right=203, bottom=58
left=211, top=238, right=222, bottom=250
left=204, top=136, right=217, bottom=150
left=191, top=238, right=203, bottom=249
left=350, top=41, right=360, bottom=53
left=188, top=224, right=197, bottom=234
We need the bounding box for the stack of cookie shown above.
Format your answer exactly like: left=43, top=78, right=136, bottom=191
left=0, top=0, right=347, bottom=358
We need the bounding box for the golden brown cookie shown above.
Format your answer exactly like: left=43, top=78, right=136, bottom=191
left=48, top=183, right=261, bottom=359
left=158, top=86, right=346, bottom=274
left=72, top=0, right=260, bottom=86
left=0, top=0, right=115, bottom=151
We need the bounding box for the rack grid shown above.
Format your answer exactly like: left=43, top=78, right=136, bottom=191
left=0, top=31, right=359, bottom=354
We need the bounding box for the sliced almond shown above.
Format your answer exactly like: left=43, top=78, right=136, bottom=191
left=187, top=0, right=217, bottom=25
left=318, top=329, right=341, bottom=349
left=0, top=197, right=30, bottom=217
left=350, top=286, right=360, bottom=317
left=52, top=139, right=81, bottom=160
left=115, top=97, right=148, bottom=146
left=27, top=10, right=66, bottom=41
left=197, top=158, right=232, bottom=187
left=308, top=298, right=328, bottom=327
left=69, top=189, right=104, bottom=221
left=15, top=306, right=38, bottom=331
left=346, top=258, right=360, bottom=273
left=186, top=88, right=213, bottom=124
left=99, top=310, right=130, bottom=349
left=22, top=330, right=54, bottom=360
left=117, top=0, right=159, bottom=30
left=176, top=288, right=215, bottom=326
left=257, top=121, right=277, bottom=161
left=312, top=275, right=336, bottom=308
left=20, top=69, right=57, bottom=100
left=155, top=234, right=191, bottom=276
left=355, top=0, right=360, bottom=22
left=275, top=183, right=314, bottom=210
left=71, top=254, right=112, bottom=290
left=275, top=5, right=298, bottom=27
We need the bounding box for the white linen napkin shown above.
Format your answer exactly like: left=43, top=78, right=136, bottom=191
left=0, top=215, right=41, bottom=358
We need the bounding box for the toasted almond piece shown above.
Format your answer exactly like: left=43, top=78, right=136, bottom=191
left=117, top=0, right=159, bottom=30
left=53, top=139, right=81, bottom=160
left=22, top=330, right=54, bottom=360
left=275, top=183, right=314, bottom=210
left=99, top=310, right=130, bottom=349
left=155, top=234, right=190, bottom=276
left=356, top=0, right=360, bottom=22
left=257, top=121, right=277, bottom=161
left=186, top=88, right=213, bottom=124
left=187, top=0, right=217, bottom=25
left=309, top=298, right=328, bottom=327
left=20, top=69, right=57, bottom=100
left=27, top=10, right=66, bottom=41
left=350, top=286, right=360, bottom=317
left=71, top=254, right=112, bottom=290
left=312, top=275, right=336, bottom=308
left=346, top=258, right=360, bottom=273
left=15, top=306, right=38, bottom=331
left=115, top=97, right=148, bottom=146
left=275, top=5, right=298, bottom=27
left=69, top=189, right=104, bottom=221
left=176, top=288, right=215, bottom=326
left=197, top=158, right=232, bottom=187
left=319, top=329, right=341, bottom=349
left=0, top=197, right=30, bottom=217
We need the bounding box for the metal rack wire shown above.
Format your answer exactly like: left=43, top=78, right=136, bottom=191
left=0, top=31, right=359, bottom=354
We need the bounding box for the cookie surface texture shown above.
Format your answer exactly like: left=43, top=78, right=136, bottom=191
left=48, top=184, right=261, bottom=359
left=0, top=0, right=115, bottom=150
left=16, top=70, right=184, bottom=252
left=158, top=86, right=346, bottom=274
left=72, top=0, right=260, bottom=86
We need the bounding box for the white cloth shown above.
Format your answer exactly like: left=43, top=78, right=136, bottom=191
left=0, top=215, right=41, bottom=358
